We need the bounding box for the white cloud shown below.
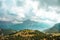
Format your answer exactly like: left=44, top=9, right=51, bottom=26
left=12, top=20, right=23, bottom=24
left=32, top=6, right=60, bottom=23
left=0, top=17, right=11, bottom=21
left=0, top=0, right=60, bottom=25
left=11, top=7, right=25, bottom=18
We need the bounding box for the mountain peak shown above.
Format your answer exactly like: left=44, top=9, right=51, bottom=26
left=45, top=23, right=60, bottom=33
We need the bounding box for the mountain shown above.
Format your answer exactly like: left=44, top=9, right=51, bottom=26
left=0, top=29, right=16, bottom=35
left=13, top=20, right=49, bottom=30
left=0, top=29, right=60, bottom=40
left=14, top=29, right=46, bottom=36
left=0, top=20, right=49, bottom=31
left=1, top=29, right=46, bottom=40
left=0, top=21, right=13, bottom=29
left=45, top=23, right=60, bottom=33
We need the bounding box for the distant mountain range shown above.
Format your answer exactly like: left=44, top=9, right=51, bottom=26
left=0, top=29, right=16, bottom=35
left=45, top=23, right=60, bottom=33
left=0, top=20, right=49, bottom=31
left=0, top=21, right=60, bottom=35
left=0, top=21, right=13, bottom=29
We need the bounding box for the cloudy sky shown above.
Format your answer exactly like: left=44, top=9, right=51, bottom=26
left=0, top=0, right=60, bottom=29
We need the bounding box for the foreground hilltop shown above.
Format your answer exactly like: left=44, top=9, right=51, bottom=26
left=0, top=29, right=47, bottom=40
left=14, top=29, right=46, bottom=37
left=0, top=29, right=60, bottom=40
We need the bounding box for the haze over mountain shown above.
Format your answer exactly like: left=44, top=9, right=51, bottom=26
left=0, top=0, right=60, bottom=31
left=45, top=23, right=60, bottom=33
left=0, top=20, right=50, bottom=31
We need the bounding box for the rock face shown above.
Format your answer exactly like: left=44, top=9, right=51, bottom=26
left=45, top=23, right=60, bottom=33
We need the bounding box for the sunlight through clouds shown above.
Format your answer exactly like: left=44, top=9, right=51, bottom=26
left=0, top=0, right=60, bottom=28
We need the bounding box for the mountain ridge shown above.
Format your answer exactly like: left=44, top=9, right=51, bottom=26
left=45, top=23, right=60, bottom=33
left=0, top=20, right=50, bottom=31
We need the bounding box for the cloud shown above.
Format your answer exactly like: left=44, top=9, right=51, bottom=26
left=0, top=0, right=60, bottom=26
left=38, top=0, right=60, bottom=8
left=16, top=0, right=25, bottom=7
